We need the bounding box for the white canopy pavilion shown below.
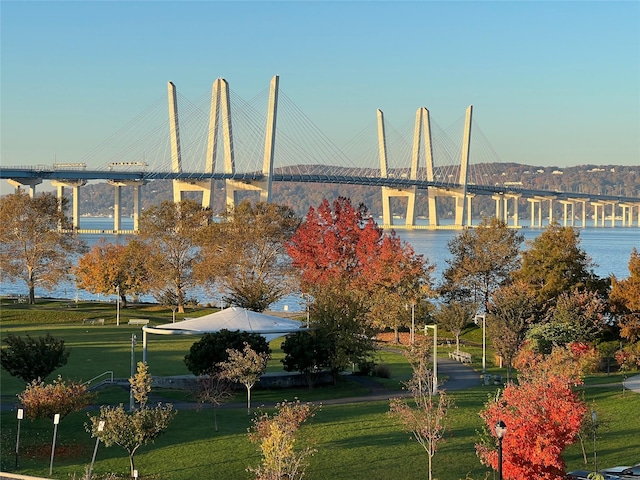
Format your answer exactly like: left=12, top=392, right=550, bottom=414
left=141, top=306, right=305, bottom=362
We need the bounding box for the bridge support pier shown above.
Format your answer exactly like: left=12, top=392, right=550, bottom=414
left=493, top=194, right=521, bottom=227
left=108, top=180, right=145, bottom=232
left=592, top=202, right=604, bottom=227
left=559, top=200, right=575, bottom=227
left=51, top=180, right=86, bottom=229
left=527, top=198, right=541, bottom=227
left=566, top=198, right=587, bottom=227
left=7, top=179, right=42, bottom=198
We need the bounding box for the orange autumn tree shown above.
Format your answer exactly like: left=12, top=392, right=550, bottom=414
left=477, top=345, right=587, bottom=480
left=610, top=247, right=640, bottom=342
left=75, top=239, right=151, bottom=308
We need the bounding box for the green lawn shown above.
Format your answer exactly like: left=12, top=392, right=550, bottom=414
left=1, top=299, right=639, bottom=479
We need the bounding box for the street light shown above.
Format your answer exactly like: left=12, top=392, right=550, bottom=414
left=116, top=284, right=120, bottom=326
left=406, top=302, right=416, bottom=345
left=592, top=410, right=598, bottom=473
left=474, top=314, right=486, bottom=374
left=129, top=334, right=137, bottom=411
left=424, top=324, right=438, bottom=394
left=495, top=420, right=507, bottom=480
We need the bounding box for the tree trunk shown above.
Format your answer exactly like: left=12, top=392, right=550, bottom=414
left=394, top=327, right=400, bottom=344
left=129, top=453, right=136, bottom=478
left=246, top=385, right=251, bottom=415
left=28, top=269, right=36, bottom=304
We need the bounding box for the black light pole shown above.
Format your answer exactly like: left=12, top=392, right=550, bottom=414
left=495, top=420, right=507, bottom=480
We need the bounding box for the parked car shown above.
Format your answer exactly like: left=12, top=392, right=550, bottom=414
left=601, top=463, right=640, bottom=478
left=566, top=470, right=622, bottom=480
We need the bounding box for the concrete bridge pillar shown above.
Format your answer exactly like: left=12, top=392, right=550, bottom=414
left=568, top=198, right=587, bottom=227
left=8, top=179, right=42, bottom=198
left=602, top=202, right=617, bottom=227
left=559, top=200, right=575, bottom=227
left=527, top=198, right=540, bottom=227
left=591, top=202, right=602, bottom=227
left=108, top=180, right=146, bottom=232
left=51, top=180, right=86, bottom=229
left=507, top=194, right=521, bottom=227
left=492, top=194, right=504, bottom=221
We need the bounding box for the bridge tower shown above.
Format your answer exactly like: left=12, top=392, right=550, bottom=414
left=224, top=75, right=279, bottom=207
left=168, top=81, right=215, bottom=209
left=378, top=109, right=418, bottom=227
left=168, top=76, right=279, bottom=210
left=378, top=105, right=474, bottom=229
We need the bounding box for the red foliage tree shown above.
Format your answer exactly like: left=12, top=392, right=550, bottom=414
left=286, top=197, right=383, bottom=289
left=477, top=346, right=587, bottom=480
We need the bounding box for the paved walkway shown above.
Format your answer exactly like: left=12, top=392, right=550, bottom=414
left=623, top=373, right=640, bottom=392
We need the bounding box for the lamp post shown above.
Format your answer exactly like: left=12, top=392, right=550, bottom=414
left=411, top=302, right=415, bottom=345
left=474, top=314, right=486, bottom=374
left=495, top=420, right=507, bottom=480
left=592, top=410, right=598, bottom=473
left=129, top=334, right=137, bottom=411
left=116, top=284, right=120, bottom=326
left=406, top=302, right=416, bottom=345
left=424, top=324, right=438, bottom=394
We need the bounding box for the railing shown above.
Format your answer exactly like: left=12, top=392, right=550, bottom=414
left=84, top=371, right=114, bottom=389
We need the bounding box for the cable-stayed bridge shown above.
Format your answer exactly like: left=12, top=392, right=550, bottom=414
left=2, top=76, right=639, bottom=232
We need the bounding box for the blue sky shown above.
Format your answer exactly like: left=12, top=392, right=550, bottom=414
left=1, top=0, right=639, bottom=193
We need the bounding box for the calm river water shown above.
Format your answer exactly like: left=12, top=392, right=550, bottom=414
left=1, top=217, right=638, bottom=312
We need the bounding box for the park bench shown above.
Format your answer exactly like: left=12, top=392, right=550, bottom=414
left=128, top=318, right=149, bottom=325
left=449, top=351, right=472, bottom=364
left=83, top=318, right=105, bottom=326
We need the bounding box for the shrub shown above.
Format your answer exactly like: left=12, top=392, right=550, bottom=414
left=373, top=363, right=392, bottom=378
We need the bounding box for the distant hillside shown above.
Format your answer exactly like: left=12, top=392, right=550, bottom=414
left=74, top=163, right=638, bottom=219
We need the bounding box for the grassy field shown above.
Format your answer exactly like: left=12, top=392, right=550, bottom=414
left=1, top=299, right=639, bottom=479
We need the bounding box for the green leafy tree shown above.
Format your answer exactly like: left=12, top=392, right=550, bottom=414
left=138, top=199, right=212, bottom=313
left=515, top=223, right=599, bottom=314
left=196, top=201, right=301, bottom=312
left=389, top=343, right=453, bottom=480
left=86, top=362, right=176, bottom=477
left=218, top=343, right=270, bottom=415
left=248, top=400, right=318, bottom=480
left=434, top=301, right=475, bottom=354
left=184, top=329, right=270, bottom=376
left=0, top=190, right=86, bottom=303
left=549, top=289, right=606, bottom=342
left=311, top=283, right=378, bottom=381
left=18, top=375, right=95, bottom=421
left=487, top=281, right=538, bottom=381
left=1, top=333, right=70, bottom=383
left=440, top=216, right=523, bottom=309
left=281, top=331, right=333, bottom=388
